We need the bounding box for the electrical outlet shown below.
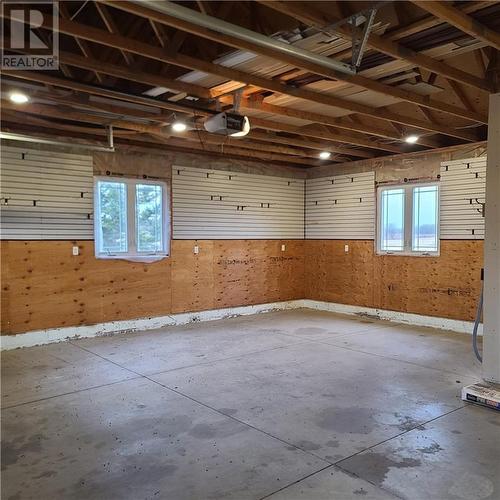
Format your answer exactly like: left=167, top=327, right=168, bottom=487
left=72, top=246, right=79, bottom=256
left=281, top=244, right=286, bottom=252
left=344, top=244, right=349, bottom=253
left=193, top=245, right=199, bottom=254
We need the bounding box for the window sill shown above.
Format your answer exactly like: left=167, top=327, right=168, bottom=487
left=96, top=254, right=169, bottom=262
left=376, top=251, right=440, bottom=257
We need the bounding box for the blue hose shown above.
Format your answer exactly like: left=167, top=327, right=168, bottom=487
left=473, top=285, right=483, bottom=363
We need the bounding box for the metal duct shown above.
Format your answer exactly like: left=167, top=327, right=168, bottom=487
left=0, top=132, right=116, bottom=152
left=131, top=0, right=355, bottom=76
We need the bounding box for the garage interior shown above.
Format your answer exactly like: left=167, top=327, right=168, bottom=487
left=1, top=1, right=500, bottom=499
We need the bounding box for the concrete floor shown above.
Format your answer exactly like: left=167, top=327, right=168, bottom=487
left=1, top=309, right=499, bottom=500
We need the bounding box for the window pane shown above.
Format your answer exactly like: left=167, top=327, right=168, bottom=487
left=412, top=185, right=438, bottom=252
left=380, top=188, right=405, bottom=251
left=98, top=181, right=128, bottom=253
left=136, top=184, right=164, bottom=253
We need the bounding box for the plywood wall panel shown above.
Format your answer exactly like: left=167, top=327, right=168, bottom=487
left=1, top=241, right=172, bottom=333
left=305, top=241, right=374, bottom=308
left=305, top=240, right=483, bottom=322
left=171, top=240, right=215, bottom=314
left=1, top=239, right=305, bottom=335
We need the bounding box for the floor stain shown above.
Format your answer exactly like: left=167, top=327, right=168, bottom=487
left=317, top=408, right=375, bottom=434
left=1, top=434, right=47, bottom=470
left=353, top=488, right=368, bottom=495
left=417, top=442, right=443, bottom=455
left=295, top=440, right=321, bottom=451
left=394, top=413, right=425, bottom=431
left=340, top=452, right=421, bottom=486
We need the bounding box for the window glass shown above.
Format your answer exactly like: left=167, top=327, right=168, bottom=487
left=97, top=181, right=128, bottom=254
left=136, top=183, right=164, bottom=253
left=380, top=188, right=405, bottom=251
left=412, top=185, right=438, bottom=252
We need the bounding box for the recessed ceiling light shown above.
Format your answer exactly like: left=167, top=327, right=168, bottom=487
left=405, top=135, right=419, bottom=144
left=9, top=91, right=29, bottom=104
left=319, top=151, right=331, bottom=160
left=172, top=121, right=187, bottom=132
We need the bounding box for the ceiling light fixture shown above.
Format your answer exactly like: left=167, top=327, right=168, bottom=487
left=9, top=91, right=29, bottom=104
left=172, top=121, right=187, bottom=132
left=319, top=151, right=331, bottom=160
left=405, top=134, right=419, bottom=144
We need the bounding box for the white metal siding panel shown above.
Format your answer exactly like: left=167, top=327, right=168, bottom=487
left=305, top=172, right=375, bottom=239
left=440, top=157, right=486, bottom=239
left=172, top=166, right=305, bottom=239
left=1, top=146, right=94, bottom=240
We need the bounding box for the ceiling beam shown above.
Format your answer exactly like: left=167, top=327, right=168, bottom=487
left=0, top=101, right=320, bottom=166
left=59, top=2, right=104, bottom=84
left=387, top=1, right=495, bottom=41
left=94, top=1, right=135, bottom=65
left=40, top=16, right=480, bottom=141
left=106, top=0, right=489, bottom=122
left=227, top=97, right=440, bottom=150
left=411, top=1, right=500, bottom=51
left=1, top=72, right=386, bottom=156
left=247, top=118, right=412, bottom=155
left=1, top=119, right=315, bottom=168
left=2, top=71, right=212, bottom=117
left=257, top=1, right=492, bottom=94
left=246, top=130, right=375, bottom=159
left=58, top=51, right=212, bottom=99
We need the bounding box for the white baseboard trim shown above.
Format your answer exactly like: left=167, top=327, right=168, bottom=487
left=1, top=299, right=480, bottom=350
left=0, top=300, right=300, bottom=350
left=300, top=299, right=481, bottom=336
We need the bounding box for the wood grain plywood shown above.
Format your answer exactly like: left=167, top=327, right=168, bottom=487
left=1, top=239, right=305, bottom=334
left=1, top=240, right=172, bottom=334
left=171, top=240, right=215, bottom=314
left=305, top=240, right=483, bottom=322
left=305, top=240, right=374, bottom=307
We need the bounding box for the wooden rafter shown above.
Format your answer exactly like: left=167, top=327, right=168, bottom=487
left=94, top=1, right=135, bottom=65
left=59, top=2, right=104, bottom=84
left=41, top=16, right=481, bottom=141
left=257, top=0, right=492, bottom=93
left=58, top=51, right=212, bottom=99
left=387, top=1, right=494, bottom=41
left=105, top=0, right=489, bottom=122
left=0, top=101, right=322, bottom=166
left=223, top=97, right=441, bottom=150
left=411, top=1, right=500, bottom=51
left=1, top=70, right=392, bottom=157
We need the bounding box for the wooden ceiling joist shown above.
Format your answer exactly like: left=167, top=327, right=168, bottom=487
left=257, top=0, right=493, bottom=93
left=58, top=51, right=211, bottom=99
left=40, top=16, right=481, bottom=141
left=248, top=118, right=402, bottom=154
left=1, top=70, right=212, bottom=116
left=105, top=0, right=489, bottom=122
left=230, top=98, right=440, bottom=150
left=245, top=131, right=376, bottom=159
left=1, top=71, right=391, bottom=158
left=411, top=1, right=500, bottom=51
left=386, top=1, right=495, bottom=42
left=0, top=101, right=321, bottom=166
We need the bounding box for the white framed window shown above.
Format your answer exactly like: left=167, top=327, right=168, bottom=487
left=377, top=183, right=439, bottom=256
left=94, top=177, right=169, bottom=259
